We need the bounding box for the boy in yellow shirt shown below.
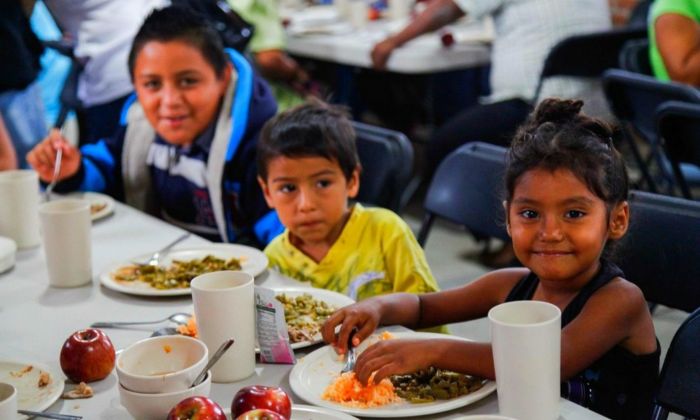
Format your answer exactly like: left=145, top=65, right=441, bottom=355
left=257, top=101, right=440, bottom=302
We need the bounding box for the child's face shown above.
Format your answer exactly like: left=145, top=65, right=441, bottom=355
left=132, top=40, right=231, bottom=146
left=507, top=168, right=628, bottom=287
left=259, top=156, right=360, bottom=246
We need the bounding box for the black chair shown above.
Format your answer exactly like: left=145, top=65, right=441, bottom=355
left=618, top=38, right=653, bottom=76
left=656, top=101, right=700, bottom=199
left=651, top=307, right=700, bottom=420
left=352, top=121, right=414, bottom=213
left=532, top=27, right=648, bottom=104
left=602, top=69, right=700, bottom=192
left=416, top=142, right=509, bottom=247
left=612, top=191, right=700, bottom=313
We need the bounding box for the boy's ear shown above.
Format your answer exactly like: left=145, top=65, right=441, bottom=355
left=257, top=176, right=274, bottom=208
left=503, top=200, right=512, bottom=237
left=347, top=166, right=361, bottom=199
left=608, top=201, right=630, bottom=240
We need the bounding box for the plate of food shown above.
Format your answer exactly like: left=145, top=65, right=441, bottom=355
left=58, top=191, right=115, bottom=221
left=99, top=244, right=269, bottom=296
left=176, top=287, right=355, bottom=351
left=0, top=360, right=65, bottom=418
left=289, top=332, right=497, bottom=418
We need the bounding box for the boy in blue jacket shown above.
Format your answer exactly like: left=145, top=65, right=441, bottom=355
left=27, top=6, right=283, bottom=246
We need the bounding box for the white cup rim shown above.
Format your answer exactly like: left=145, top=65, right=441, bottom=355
left=0, top=382, right=17, bottom=403
left=116, top=335, right=208, bottom=380
left=39, top=198, right=90, bottom=214
left=488, top=300, right=561, bottom=327
left=190, top=270, right=253, bottom=292
left=0, top=169, right=37, bottom=182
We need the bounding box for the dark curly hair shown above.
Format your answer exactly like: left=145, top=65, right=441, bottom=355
left=505, top=98, right=629, bottom=212
left=128, top=6, right=228, bottom=80
left=257, top=99, right=360, bottom=181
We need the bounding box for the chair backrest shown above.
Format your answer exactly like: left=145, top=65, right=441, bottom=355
left=618, top=38, right=653, bottom=76
left=656, top=101, right=700, bottom=199
left=612, top=191, right=700, bottom=312
left=532, top=27, right=647, bottom=103
left=417, top=142, right=509, bottom=246
left=352, top=121, right=414, bottom=213
left=651, top=308, right=700, bottom=420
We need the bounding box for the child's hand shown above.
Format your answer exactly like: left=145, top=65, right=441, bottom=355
left=354, top=339, right=435, bottom=385
left=26, top=129, right=81, bottom=183
left=321, top=299, right=382, bottom=355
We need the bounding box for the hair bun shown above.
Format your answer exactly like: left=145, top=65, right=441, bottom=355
left=534, top=98, right=584, bottom=125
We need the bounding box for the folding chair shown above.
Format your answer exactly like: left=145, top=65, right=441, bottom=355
left=416, top=142, right=509, bottom=247
left=612, top=191, right=700, bottom=313
left=651, top=307, right=700, bottom=420
left=602, top=69, right=700, bottom=192
left=618, top=38, right=653, bottom=76
left=656, top=101, right=700, bottom=199
left=532, top=27, right=647, bottom=104
left=351, top=121, right=414, bottom=213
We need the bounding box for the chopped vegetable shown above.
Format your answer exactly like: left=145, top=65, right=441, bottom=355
left=113, top=255, right=242, bottom=289
left=322, top=372, right=401, bottom=407
left=390, top=367, right=486, bottom=403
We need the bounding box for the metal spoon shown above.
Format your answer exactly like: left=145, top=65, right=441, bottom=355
left=191, top=338, right=234, bottom=387
left=340, top=328, right=358, bottom=374
left=18, top=410, right=82, bottom=420
left=90, top=312, right=191, bottom=328
left=151, top=327, right=179, bottom=337
left=43, top=147, right=63, bottom=202
left=136, top=232, right=191, bottom=267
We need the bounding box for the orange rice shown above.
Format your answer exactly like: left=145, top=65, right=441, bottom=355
left=176, top=316, right=198, bottom=337
left=322, top=372, right=401, bottom=408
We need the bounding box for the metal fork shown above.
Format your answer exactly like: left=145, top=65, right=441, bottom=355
left=340, top=328, right=358, bottom=374
left=17, top=410, right=82, bottom=420
left=135, top=232, right=191, bottom=267
left=43, top=147, right=63, bottom=202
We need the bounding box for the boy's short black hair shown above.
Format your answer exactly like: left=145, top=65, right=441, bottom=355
left=257, top=100, right=360, bottom=180
left=128, top=6, right=228, bottom=80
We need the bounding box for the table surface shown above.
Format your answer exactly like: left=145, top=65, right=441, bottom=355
left=0, top=201, right=606, bottom=419
left=284, top=9, right=492, bottom=74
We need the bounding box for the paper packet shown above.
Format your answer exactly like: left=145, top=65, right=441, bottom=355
left=254, top=286, right=295, bottom=364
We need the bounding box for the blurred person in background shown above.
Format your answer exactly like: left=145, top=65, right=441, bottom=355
left=649, top=0, right=700, bottom=87
left=0, top=116, right=18, bottom=171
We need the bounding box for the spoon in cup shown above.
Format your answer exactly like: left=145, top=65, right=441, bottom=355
left=191, top=338, right=234, bottom=387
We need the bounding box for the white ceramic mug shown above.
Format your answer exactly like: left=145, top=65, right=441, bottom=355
left=191, top=271, right=255, bottom=383
left=489, top=301, right=561, bottom=420
left=0, top=382, right=17, bottom=420
left=0, top=170, right=41, bottom=248
left=39, top=199, right=92, bottom=288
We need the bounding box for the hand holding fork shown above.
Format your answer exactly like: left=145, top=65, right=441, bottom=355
left=26, top=127, right=81, bottom=189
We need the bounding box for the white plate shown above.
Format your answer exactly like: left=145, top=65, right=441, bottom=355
left=100, top=244, right=269, bottom=296
left=289, top=332, right=497, bottom=418
left=271, top=287, right=355, bottom=351
left=60, top=192, right=115, bottom=221
left=225, top=404, right=359, bottom=420
left=0, top=360, right=65, bottom=419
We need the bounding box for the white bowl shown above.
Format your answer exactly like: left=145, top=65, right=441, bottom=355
left=119, top=370, right=211, bottom=420
left=0, top=236, right=16, bottom=273
left=116, top=335, right=208, bottom=393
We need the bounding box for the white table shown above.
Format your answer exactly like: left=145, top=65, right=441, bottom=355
left=0, top=202, right=605, bottom=419
left=285, top=13, right=492, bottom=74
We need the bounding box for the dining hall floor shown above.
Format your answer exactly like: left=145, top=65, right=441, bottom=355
left=400, top=194, right=687, bottom=383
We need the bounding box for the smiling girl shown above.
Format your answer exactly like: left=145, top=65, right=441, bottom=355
left=322, top=98, right=659, bottom=419
left=26, top=6, right=282, bottom=246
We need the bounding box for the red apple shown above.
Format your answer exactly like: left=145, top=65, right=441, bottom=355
left=231, top=386, right=291, bottom=419
left=236, top=409, right=287, bottom=420
left=59, top=328, right=115, bottom=383
left=167, top=396, right=226, bottom=420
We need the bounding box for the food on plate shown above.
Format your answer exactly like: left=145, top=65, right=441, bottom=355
left=389, top=366, right=486, bottom=403
left=59, top=328, right=116, bottom=383
left=275, top=293, right=336, bottom=343
left=231, top=385, right=292, bottom=419
left=10, top=365, right=33, bottom=377
left=236, top=408, right=287, bottom=420
left=322, top=371, right=401, bottom=408
left=113, top=255, right=242, bottom=289
left=90, top=202, right=107, bottom=215
left=177, top=317, right=198, bottom=337
left=62, top=382, right=94, bottom=399
left=38, top=370, right=51, bottom=387
left=167, top=396, right=227, bottom=420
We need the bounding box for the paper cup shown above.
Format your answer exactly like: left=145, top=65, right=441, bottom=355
left=489, top=301, right=561, bottom=420
left=348, top=0, right=368, bottom=28
left=39, top=199, right=92, bottom=287
left=0, top=170, right=40, bottom=248
left=191, top=271, right=255, bottom=382
left=388, top=0, right=413, bottom=20
left=0, top=382, right=17, bottom=420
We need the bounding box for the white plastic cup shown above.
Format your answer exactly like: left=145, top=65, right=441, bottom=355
left=0, top=170, right=41, bottom=248
left=489, top=301, right=561, bottom=420
left=39, top=199, right=92, bottom=287
left=335, top=0, right=350, bottom=19
left=348, top=0, right=368, bottom=28
left=0, top=382, right=17, bottom=420
left=388, top=0, right=413, bottom=20
left=191, top=271, right=255, bottom=383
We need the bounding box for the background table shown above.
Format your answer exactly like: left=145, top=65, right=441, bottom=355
left=0, top=201, right=605, bottom=419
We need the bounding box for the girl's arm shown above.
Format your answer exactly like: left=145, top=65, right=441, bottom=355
left=655, top=13, right=700, bottom=86
left=0, top=116, right=17, bottom=170
left=558, top=278, right=656, bottom=379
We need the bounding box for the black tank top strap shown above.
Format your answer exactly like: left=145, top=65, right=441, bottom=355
left=504, top=272, right=539, bottom=301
